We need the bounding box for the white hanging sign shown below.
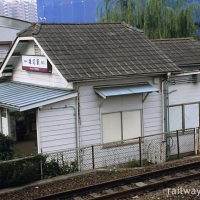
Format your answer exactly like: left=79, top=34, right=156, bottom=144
left=22, top=56, right=48, bottom=73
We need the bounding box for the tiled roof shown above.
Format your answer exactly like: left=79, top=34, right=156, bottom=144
left=19, top=23, right=180, bottom=81
left=153, top=38, right=200, bottom=67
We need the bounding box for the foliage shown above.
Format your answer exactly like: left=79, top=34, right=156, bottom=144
left=0, top=155, right=42, bottom=188
left=98, top=0, right=200, bottom=39
left=0, top=153, right=78, bottom=188
left=0, top=133, right=14, bottom=161
left=127, top=159, right=140, bottom=168
left=42, top=158, right=78, bottom=178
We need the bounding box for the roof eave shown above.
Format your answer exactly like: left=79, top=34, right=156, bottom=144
left=0, top=92, right=77, bottom=112
left=69, top=71, right=181, bottom=83
left=20, top=92, right=77, bottom=111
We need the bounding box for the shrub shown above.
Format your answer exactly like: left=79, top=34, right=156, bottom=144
left=43, top=158, right=78, bottom=178
left=127, top=159, right=140, bottom=168
left=42, top=158, right=61, bottom=178
left=60, top=160, right=78, bottom=174
left=0, top=153, right=79, bottom=188
left=0, top=155, right=42, bottom=188
left=0, top=133, right=14, bottom=160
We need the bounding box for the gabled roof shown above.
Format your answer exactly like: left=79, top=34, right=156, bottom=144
left=153, top=38, right=200, bottom=67
left=17, top=23, right=180, bottom=81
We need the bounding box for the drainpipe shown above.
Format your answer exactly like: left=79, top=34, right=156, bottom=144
left=162, top=73, right=171, bottom=161
left=74, top=83, right=81, bottom=170
left=163, top=73, right=171, bottom=133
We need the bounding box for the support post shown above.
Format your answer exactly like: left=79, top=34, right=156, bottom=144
left=195, top=128, right=198, bottom=155
left=139, top=137, right=142, bottom=167
left=40, top=149, right=43, bottom=180
left=92, top=145, right=95, bottom=169
left=176, top=130, right=180, bottom=159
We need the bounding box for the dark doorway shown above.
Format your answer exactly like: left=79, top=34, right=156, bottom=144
left=9, top=109, right=37, bottom=155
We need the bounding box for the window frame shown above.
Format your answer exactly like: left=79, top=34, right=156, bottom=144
left=168, top=102, right=200, bottom=131
left=101, top=109, right=143, bottom=145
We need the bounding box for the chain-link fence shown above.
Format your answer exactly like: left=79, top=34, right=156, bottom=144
left=42, top=128, right=197, bottom=172
left=1, top=128, right=199, bottom=188
left=166, top=128, right=196, bottom=160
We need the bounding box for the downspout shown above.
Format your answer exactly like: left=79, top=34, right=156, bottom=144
left=163, top=73, right=170, bottom=133
left=74, top=83, right=81, bottom=170
left=162, top=73, right=171, bottom=161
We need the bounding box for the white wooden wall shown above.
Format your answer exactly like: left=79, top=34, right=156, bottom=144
left=169, top=79, right=200, bottom=105
left=78, top=78, right=163, bottom=147
left=38, top=99, right=76, bottom=153
left=79, top=85, right=101, bottom=146
left=143, top=92, right=163, bottom=136
left=12, top=41, right=68, bottom=89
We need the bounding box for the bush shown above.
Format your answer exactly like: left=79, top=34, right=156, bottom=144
left=0, top=155, right=43, bottom=188
left=0, top=153, right=79, bottom=188
left=43, top=158, right=61, bottom=178
left=0, top=133, right=14, bottom=160
left=43, top=158, right=78, bottom=178
left=60, top=160, right=78, bottom=174
left=127, top=159, right=140, bottom=168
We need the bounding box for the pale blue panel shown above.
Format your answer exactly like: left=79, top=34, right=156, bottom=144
left=0, top=82, right=74, bottom=110
left=95, top=84, right=159, bottom=98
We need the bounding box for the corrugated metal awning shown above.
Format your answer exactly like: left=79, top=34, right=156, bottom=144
left=0, top=82, right=77, bottom=111
left=95, top=83, right=159, bottom=99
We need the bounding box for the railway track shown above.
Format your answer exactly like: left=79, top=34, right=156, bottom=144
left=35, top=160, right=200, bottom=200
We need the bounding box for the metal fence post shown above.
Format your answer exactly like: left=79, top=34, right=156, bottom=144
left=40, top=149, right=43, bottom=180
left=194, top=128, right=198, bottom=155
left=92, top=145, right=95, bottom=169
left=198, top=128, right=200, bottom=154
left=176, top=130, right=180, bottom=159
left=139, top=137, right=142, bottom=167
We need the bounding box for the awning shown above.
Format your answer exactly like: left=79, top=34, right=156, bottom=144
left=0, top=82, right=77, bottom=111
left=95, top=83, right=159, bottom=99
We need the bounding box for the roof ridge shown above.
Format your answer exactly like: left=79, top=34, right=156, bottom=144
left=153, top=37, right=193, bottom=42
left=36, top=22, right=122, bottom=25
left=32, top=23, right=42, bottom=35
left=121, top=22, right=144, bottom=33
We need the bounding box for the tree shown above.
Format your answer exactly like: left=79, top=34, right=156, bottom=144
left=98, top=0, right=200, bottom=39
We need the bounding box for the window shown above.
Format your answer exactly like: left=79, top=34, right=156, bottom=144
left=102, top=112, right=121, bottom=143
left=169, top=106, right=182, bottom=131
left=184, top=104, right=199, bottom=128
left=169, top=103, right=200, bottom=131
left=102, top=110, right=142, bottom=143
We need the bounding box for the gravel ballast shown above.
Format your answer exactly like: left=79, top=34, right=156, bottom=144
left=1, top=155, right=200, bottom=200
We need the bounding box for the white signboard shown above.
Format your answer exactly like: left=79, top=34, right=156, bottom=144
left=22, top=55, right=48, bottom=72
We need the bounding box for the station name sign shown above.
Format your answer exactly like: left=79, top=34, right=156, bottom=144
left=22, top=56, right=48, bottom=73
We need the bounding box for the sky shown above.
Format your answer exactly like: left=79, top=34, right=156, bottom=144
left=37, top=0, right=200, bottom=23
left=37, top=0, right=100, bottom=23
